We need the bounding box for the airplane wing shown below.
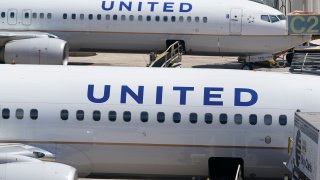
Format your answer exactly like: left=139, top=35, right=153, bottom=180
left=0, top=143, right=77, bottom=180
left=0, top=31, right=59, bottom=45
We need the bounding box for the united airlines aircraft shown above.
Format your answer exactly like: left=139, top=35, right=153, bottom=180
left=0, top=0, right=310, bottom=64
left=0, top=65, right=319, bottom=179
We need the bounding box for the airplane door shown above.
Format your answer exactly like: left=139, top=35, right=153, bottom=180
left=7, top=9, right=17, bottom=25
left=230, top=8, right=242, bottom=35
left=22, top=9, right=32, bottom=25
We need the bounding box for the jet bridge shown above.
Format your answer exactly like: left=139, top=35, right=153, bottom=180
left=289, top=50, right=320, bottom=75
left=286, top=112, right=320, bottom=180
left=147, top=41, right=182, bottom=68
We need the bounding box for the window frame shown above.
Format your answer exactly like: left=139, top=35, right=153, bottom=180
left=249, top=114, right=257, bottom=125
left=189, top=113, right=198, bottom=124
left=16, top=109, right=24, bottom=120
left=109, top=111, right=117, bottom=122
left=219, top=113, right=228, bottom=125
left=157, top=112, right=165, bottom=123
left=173, top=112, right=181, bottom=123
left=123, top=111, right=131, bottom=122
left=2, top=108, right=10, bottom=119
left=76, top=110, right=84, bottom=121
left=279, top=115, right=287, bottom=126
left=30, top=109, right=38, bottom=120
left=60, top=109, right=69, bottom=120
left=264, top=114, right=272, bottom=126
left=234, top=114, right=242, bottom=125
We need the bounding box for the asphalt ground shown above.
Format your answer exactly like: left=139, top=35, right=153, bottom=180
left=68, top=52, right=290, bottom=72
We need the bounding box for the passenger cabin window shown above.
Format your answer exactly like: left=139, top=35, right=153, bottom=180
left=109, top=111, right=117, bottom=122
left=173, top=112, right=181, bottom=123
left=1, top=12, right=5, bottom=18
left=155, top=16, right=160, bottom=22
left=157, top=112, right=165, bottom=123
left=249, top=114, right=257, bottom=125
left=195, top=16, right=200, bottom=22
left=97, top=14, right=102, bottom=20
left=40, top=13, right=44, bottom=19
left=93, top=110, right=101, bottom=121
left=62, top=13, right=67, bottom=19
left=171, top=16, right=176, bottom=22
left=203, top=17, right=208, bottom=23
left=71, top=14, right=76, bottom=20
left=187, top=16, right=192, bottom=22
left=219, top=113, right=228, bottom=124
left=279, top=115, right=287, bottom=126
left=2, top=108, right=10, bottom=119
left=163, top=16, right=168, bottom=22
left=146, top=15, right=151, bottom=21
left=80, top=14, right=84, bottom=20
left=30, top=109, right=38, bottom=120
left=205, top=113, right=213, bottom=124
left=138, top=15, right=143, bottom=21
left=76, top=110, right=84, bottom=121
left=129, top=15, right=134, bottom=21
left=106, top=14, right=110, bottom=20
left=16, top=109, right=24, bottom=120
left=121, top=15, right=126, bottom=21
left=89, top=14, right=93, bottom=20
left=141, top=111, right=148, bottom=122
left=47, top=13, right=52, bottom=19
left=189, top=113, right=197, bottom=124
left=234, top=114, right=242, bottom=125
left=24, top=12, right=30, bottom=19
left=261, top=15, right=270, bottom=22
left=113, top=15, right=117, bottom=21
left=61, top=109, right=69, bottom=120
left=270, top=15, right=279, bottom=23
left=264, top=114, right=272, bottom=125
left=10, top=12, right=15, bottom=18
left=123, top=111, right=131, bottom=122
left=179, top=16, right=184, bottom=22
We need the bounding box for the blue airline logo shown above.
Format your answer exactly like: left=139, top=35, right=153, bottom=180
left=102, top=1, right=193, bottom=13
left=87, top=85, right=258, bottom=107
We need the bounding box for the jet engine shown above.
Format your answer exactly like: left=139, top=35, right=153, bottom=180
left=0, top=161, right=77, bottom=180
left=2, top=38, right=69, bottom=65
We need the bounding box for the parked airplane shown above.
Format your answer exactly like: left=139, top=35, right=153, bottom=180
left=0, top=65, right=319, bottom=179
left=0, top=0, right=310, bottom=65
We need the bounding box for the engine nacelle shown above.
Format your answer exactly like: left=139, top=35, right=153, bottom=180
left=4, top=38, right=69, bottom=65
left=0, top=161, right=77, bottom=180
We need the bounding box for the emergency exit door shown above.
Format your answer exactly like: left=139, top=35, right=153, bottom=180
left=230, top=8, right=242, bottom=35
left=7, top=9, right=17, bottom=25
left=22, top=9, right=32, bottom=25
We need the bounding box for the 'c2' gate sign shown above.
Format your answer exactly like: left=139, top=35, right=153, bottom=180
left=288, top=15, right=320, bottom=35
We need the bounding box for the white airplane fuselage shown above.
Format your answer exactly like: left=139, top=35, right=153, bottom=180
left=0, top=0, right=310, bottom=56
left=0, top=65, right=319, bottom=179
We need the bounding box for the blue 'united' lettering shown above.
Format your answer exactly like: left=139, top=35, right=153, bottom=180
left=87, top=85, right=258, bottom=107
left=102, top=1, right=193, bottom=13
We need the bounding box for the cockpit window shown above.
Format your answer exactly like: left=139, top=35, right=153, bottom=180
left=270, top=15, right=279, bottom=23
left=277, top=15, right=286, bottom=20
left=261, top=15, right=270, bottom=22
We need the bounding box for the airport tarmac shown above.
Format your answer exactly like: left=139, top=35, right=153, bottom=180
left=69, top=52, right=290, bottom=72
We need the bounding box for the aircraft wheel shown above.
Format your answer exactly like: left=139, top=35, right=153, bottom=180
left=242, top=63, right=253, bottom=70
